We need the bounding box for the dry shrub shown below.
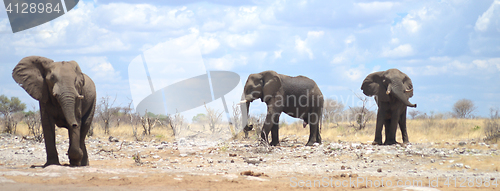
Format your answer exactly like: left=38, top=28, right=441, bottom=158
left=485, top=119, right=500, bottom=143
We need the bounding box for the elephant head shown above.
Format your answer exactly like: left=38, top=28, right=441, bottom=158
left=361, top=69, right=416, bottom=108
left=240, top=71, right=282, bottom=127
left=12, top=56, right=85, bottom=128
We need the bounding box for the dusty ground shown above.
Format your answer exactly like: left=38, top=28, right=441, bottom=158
left=1, top=132, right=500, bottom=191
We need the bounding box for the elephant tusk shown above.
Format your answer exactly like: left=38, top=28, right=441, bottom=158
left=77, top=95, right=84, bottom=99
left=405, top=88, right=413, bottom=92
left=240, top=100, right=248, bottom=104
left=386, top=90, right=391, bottom=95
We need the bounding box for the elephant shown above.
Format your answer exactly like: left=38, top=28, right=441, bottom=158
left=240, top=70, right=323, bottom=146
left=12, top=56, right=96, bottom=167
left=361, top=68, right=416, bottom=145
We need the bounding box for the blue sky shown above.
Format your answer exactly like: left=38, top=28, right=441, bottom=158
left=0, top=0, right=499, bottom=118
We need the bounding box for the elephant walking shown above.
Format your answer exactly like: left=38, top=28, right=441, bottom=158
left=361, top=69, right=416, bottom=145
left=13, top=56, right=96, bottom=167
left=241, top=70, right=323, bottom=146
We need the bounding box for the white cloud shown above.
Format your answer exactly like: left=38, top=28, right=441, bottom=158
left=344, top=35, right=355, bottom=45
left=475, top=0, right=500, bottom=32
left=473, top=58, right=500, bottom=71
left=79, top=56, right=121, bottom=82
left=224, top=32, right=258, bottom=49
left=345, top=65, right=365, bottom=81
left=382, top=44, right=414, bottom=57
left=293, top=31, right=325, bottom=60
left=94, top=4, right=194, bottom=29
left=201, top=21, right=226, bottom=32
left=205, top=54, right=248, bottom=70
left=307, top=31, right=324, bottom=38
left=225, top=6, right=261, bottom=32
left=390, top=38, right=399, bottom=44
left=198, top=35, right=220, bottom=54
left=295, top=36, right=314, bottom=60
left=274, top=50, right=282, bottom=59
left=355, top=1, right=396, bottom=14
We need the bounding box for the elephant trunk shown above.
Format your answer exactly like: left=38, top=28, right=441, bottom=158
left=389, top=82, right=417, bottom=108
left=58, top=92, right=79, bottom=127
left=57, top=89, right=83, bottom=165
left=240, top=99, right=251, bottom=128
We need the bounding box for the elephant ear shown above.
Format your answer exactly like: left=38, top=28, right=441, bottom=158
left=402, top=73, right=413, bottom=98
left=68, top=61, right=85, bottom=92
left=261, top=71, right=282, bottom=103
left=361, top=71, right=390, bottom=102
left=12, top=56, right=54, bottom=102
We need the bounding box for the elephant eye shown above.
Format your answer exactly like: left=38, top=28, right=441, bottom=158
left=48, top=74, right=56, bottom=82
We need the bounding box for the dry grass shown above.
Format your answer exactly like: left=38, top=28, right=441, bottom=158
left=7, top=118, right=490, bottom=144
left=279, top=118, right=488, bottom=144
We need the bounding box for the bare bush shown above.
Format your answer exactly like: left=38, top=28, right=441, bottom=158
left=408, top=110, right=420, bottom=119
left=96, top=95, right=117, bottom=135
left=491, top=107, right=499, bottom=119
left=485, top=107, right=500, bottom=142
left=204, top=104, right=223, bottom=134
left=348, top=93, right=375, bottom=130
left=485, top=119, right=500, bottom=142
left=231, top=103, right=242, bottom=137
left=24, top=108, right=42, bottom=142
left=323, top=98, right=344, bottom=127
left=140, top=110, right=160, bottom=136
left=168, top=112, right=184, bottom=137
left=452, top=99, right=476, bottom=119
left=246, top=113, right=266, bottom=139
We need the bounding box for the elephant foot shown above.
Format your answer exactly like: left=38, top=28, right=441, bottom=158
left=383, top=140, right=398, bottom=145
left=305, top=141, right=320, bottom=146
left=68, top=147, right=83, bottom=163
left=372, top=140, right=383, bottom=145
left=270, top=141, right=280, bottom=146
left=32, top=161, right=61, bottom=168
left=80, top=158, right=89, bottom=166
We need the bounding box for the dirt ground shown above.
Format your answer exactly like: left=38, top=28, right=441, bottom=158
left=1, top=133, right=500, bottom=191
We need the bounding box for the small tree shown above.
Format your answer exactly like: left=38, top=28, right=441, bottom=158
left=123, top=99, right=141, bottom=140
left=231, top=103, right=242, bottom=137
left=192, top=113, right=208, bottom=124
left=24, top=107, right=42, bottom=142
left=0, top=95, right=26, bottom=134
left=452, top=99, right=476, bottom=119
left=168, top=111, right=184, bottom=137
left=323, top=98, right=344, bottom=126
left=96, top=95, right=117, bottom=135
left=408, top=110, right=420, bottom=119
left=348, top=93, right=375, bottom=130
left=485, top=107, right=500, bottom=142
left=490, top=107, right=499, bottom=119
left=140, top=110, right=160, bottom=136
left=204, top=104, right=223, bottom=134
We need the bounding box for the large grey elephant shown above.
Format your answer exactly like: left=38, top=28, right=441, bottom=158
left=241, top=70, right=323, bottom=146
left=12, top=56, right=96, bottom=167
left=361, top=69, right=416, bottom=145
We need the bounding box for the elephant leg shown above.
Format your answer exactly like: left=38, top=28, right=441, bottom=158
left=373, top=110, right=385, bottom=145
left=270, top=121, right=280, bottom=146
left=261, top=111, right=280, bottom=145
left=79, top=121, right=91, bottom=166
left=399, top=108, right=409, bottom=144
left=41, top=113, right=60, bottom=167
left=68, top=124, right=83, bottom=166
left=384, top=113, right=400, bottom=145
left=306, top=112, right=321, bottom=146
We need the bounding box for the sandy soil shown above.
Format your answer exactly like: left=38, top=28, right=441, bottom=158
left=1, top=133, right=499, bottom=191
